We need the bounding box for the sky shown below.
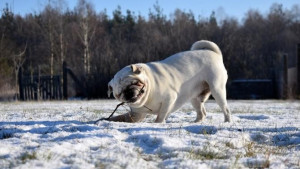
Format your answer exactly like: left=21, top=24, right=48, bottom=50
left=0, top=0, right=299, bottom=22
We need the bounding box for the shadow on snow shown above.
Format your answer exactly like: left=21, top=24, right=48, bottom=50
left=0, top=120, right=108, bottom=141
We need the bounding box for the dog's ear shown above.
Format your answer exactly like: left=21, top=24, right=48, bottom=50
left=131, top=64, right=142, bottom=74
left=107, top=81, right=113, bottom=98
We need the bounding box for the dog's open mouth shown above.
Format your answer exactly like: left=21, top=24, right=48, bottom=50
left=123, top=81, right=145, bottom=103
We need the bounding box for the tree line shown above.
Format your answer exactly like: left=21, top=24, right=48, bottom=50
left=0, top=0, right=299, bottom=99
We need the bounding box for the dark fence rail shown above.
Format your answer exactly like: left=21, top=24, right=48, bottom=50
left=228, top=79, right=275, bottom=99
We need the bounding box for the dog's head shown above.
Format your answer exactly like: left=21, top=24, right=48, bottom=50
left=108, top=64, right=149, bottom=107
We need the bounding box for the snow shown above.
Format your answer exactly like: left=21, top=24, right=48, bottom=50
left=0, top=100, right=299, bottom=169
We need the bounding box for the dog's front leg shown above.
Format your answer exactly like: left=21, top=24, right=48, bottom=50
left=155, top=111, right=168, bottom=123
left=154, top=95, right=177, bottom=123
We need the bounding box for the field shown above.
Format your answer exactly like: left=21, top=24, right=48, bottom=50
left=0, top=100, right=299, bottom=169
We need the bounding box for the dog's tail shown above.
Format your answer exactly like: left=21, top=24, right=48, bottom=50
left=190, top=40, right=222, bottom=56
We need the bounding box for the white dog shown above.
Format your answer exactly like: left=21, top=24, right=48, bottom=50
left=107, top=40, right=231, bottom=123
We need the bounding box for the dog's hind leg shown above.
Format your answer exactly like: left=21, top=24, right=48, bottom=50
left=210, top=86, right=231, bottom=122
left=191, top=89, right=211, bottom=122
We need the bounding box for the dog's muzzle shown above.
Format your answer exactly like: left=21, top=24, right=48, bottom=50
left=123, top=83, right=145, bottom=103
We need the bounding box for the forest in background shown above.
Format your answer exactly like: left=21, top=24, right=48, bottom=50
left=0, top=0, right=300, bottom=99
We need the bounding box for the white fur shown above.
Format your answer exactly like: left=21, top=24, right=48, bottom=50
left=108, top=40, right=231, bottom=123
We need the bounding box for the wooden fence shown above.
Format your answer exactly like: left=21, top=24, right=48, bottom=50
left=18, top=62, right=86, bottom=101
left=18, top=69, right=62, bottom=100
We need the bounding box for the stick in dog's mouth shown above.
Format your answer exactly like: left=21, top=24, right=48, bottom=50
left=137, top=84, right=145, bottom=97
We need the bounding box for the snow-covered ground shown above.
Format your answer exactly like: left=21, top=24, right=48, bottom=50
left=0, top=100, right=299, bottom=169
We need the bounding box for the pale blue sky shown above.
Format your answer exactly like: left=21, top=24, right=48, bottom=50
left=1, top=0, right=299, bottom=22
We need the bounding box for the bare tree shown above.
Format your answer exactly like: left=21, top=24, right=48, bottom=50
left=75, top=0, right=97, bottom=75
left=54, top=0, right=67, bottom=75
left=12, top=43, right=27, bottom=97
left=42, top=3, right=56, bottom=77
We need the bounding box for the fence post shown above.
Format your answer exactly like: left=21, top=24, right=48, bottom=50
left=36, top=66, right=40, bottom=101
left=283, top=54, right=288, bottom=99
left=63, top=61, right=68, bottom=99
left=297, top=44, right=300, bottom=98
left=18, top=68, right=24, bottom=100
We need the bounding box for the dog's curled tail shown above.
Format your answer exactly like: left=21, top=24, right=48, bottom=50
left=190, top=40, right=222, bottom=56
